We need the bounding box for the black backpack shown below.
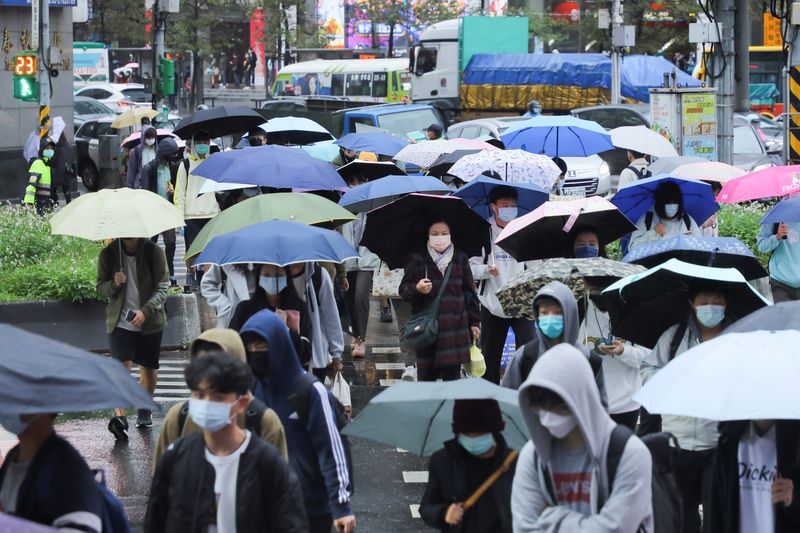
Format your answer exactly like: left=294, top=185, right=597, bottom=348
left=628, top=166, right=652, bottom=181
left=178, top=396, right=267, bottom=436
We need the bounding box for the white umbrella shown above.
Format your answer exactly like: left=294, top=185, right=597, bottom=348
left=633, top=330, right=800, bottom=421
left=611, top=126, right=679, bottom=158
left=394, top=140, right=480, bottom=168
left=198, top=180, right=255, bottom=195
left=23, top=117, right=66, bottom=161
left=671, top=161, right=746, bottom=184
left=448, top=150, right=561, bottom=190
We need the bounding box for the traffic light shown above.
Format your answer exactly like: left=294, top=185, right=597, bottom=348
left=158, top=53, right=175, bottom=96
left=12, top=52, right=39, bottom=102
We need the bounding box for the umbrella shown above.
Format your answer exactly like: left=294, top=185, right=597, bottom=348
left=427, top=149, right=482, bottom=177
left=448, top=150, right=562, bottom=190
left=338, top=175, right=451, bottom=213
left=296, top=140, right=340, bottom=162
left=622, top=235, right=767, bottom=280
left=49, top=188, right=184, bottom=240
left=192, top=145, right=348, bottom=191
left=451, top=175, right=549, bottom=219
left=500, top=115, right=614, bottom=157
left=173, top=105, right=265, bottom=140
left=185, top=192, right=356, bottom=262
left=258, top=116, right=334, bottom=145
left=446, top=138, right=501, bottom=151
left=718, top=165, right=800, bottom=203
left=646, top=155, right=707, bottom=176
left=725, top=301, right=800, bottom=333
left=337, top=160, right=406, bottom=182
left=335, top=132, right=410, bottom=157
left=120, top=128, right=177, bottom=149
left=362, top=193, right=491, bottom=269
left=760, top=195, right=800, bottom=225
left=602, top=258, right=770, bottom=348
left=610, top=126, right=678, bottom=158
left=23, top=117, right=67, bottom=161
left=611, top=174, right=719, bottom=227
left=342, top=378, right=529, bottom=456
left=671, top=161, right=745, bottom=184
left=394, top=140, right=483, bottom=169
left=633, top=330, right=800, bottom=420
left=195, top=219, right=357, bottom=267
left=0, top=324, right=156, bottom=416
left=123, top=62, right=139, bottom=69
left=111, top=107, right=158, bottom=129
left=497, top=258, right=646, bottom=320
left=0, top=512, right=57, bottom=531
left=496, top=197, right=637, bottom=261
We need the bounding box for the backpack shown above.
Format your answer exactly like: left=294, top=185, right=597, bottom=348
left=627, top=166, right=652, bottom=181
left=177, top=396, right=267, bottom=436
left=94, top=469, right=136, bottom=533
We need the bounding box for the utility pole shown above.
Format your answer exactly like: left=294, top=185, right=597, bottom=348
left=154, top=1, right=166, bottom=110
left=787, top=1, right=800, bottom=164
left=36, top=0, right=51, bottom=139
left=715, top=0, right=735, bottom=164
left=733, top=0, right=750, bottom=112
left=610, top=0, right=622, bottom=104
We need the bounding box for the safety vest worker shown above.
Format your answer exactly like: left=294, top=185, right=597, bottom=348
left=23, top=137, right=55, bottom=215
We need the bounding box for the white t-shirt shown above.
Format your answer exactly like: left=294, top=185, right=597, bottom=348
left=204, top=430, right=251, bottom=533
left=738, top=424, right=777, bottom=533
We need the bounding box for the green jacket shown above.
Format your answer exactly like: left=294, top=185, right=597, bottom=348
left=23, top=158, right=52, bottom=205
left=97, top=239, right=169, bottom=335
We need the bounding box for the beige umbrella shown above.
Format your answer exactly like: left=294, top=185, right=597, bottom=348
left=111, top=107, right=159, bottom=129
left=671, top=161, right=745, bottom=184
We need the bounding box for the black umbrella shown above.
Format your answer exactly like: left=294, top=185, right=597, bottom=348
left=173, top=105, right=265, bottom=140
left=0, top=324, right=157, bottom=415
left=426, top=149, right=482, bottom=177
left=337, top=160, right=406, bottom=182
left=725, top=301, right=800, bottom=333
left=362, top=193, right=491, bottom=269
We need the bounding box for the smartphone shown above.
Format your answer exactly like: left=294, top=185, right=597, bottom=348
left=125, top=310, right=136, bottom=322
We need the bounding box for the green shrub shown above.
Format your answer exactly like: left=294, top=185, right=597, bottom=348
left=717, top=202, right=771, bottom=269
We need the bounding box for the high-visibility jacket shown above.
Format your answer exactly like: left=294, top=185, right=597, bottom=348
left=23, top=158, right=52, bottom=205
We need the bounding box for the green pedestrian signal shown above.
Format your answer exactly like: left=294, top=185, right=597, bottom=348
left=13, top=76, right=39, bottom=102
left=158, top=53, right=175, bottom=96
left=12, top=51, right=39, bottom=102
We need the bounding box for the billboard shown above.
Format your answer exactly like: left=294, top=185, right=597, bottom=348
left=318, top=0, right=346, bottom=47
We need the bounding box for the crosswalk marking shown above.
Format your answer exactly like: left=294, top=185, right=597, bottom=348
left=409, top=504, right=421, bottom=519
left=379, top=379, right=399, bottom=387
left=372, top=346, right=401, bottom=354
left=374, top=362, right=406, bottom=371
left=129, top=359, right=190, bottom=401
left=402, top=471, right=429, bottom=483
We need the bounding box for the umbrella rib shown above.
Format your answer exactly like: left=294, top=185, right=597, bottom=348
left=421, top=400, right=447, bottom=455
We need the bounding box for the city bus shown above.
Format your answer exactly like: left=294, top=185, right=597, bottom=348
left=272, top=58, right=411, bottom=103
left=73, top=41, right=110, bottom=90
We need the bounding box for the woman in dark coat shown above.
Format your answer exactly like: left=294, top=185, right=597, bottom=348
left=399, top=218, right=480, bottom=382
left=420, top=399, right=515, bottom=532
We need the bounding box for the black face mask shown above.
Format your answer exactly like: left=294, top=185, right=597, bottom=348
left=589, top=293, right=608, bottom=312
left=249, top=138, right=263, bottom=146
left=247, top=350, right=269, bottom=377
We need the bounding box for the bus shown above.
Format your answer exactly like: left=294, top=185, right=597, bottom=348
left=272, top=58, right=411, bottom=103
left=73, top=42, right=110, bottom=90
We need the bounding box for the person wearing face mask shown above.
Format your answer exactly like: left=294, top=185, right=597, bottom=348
left=512, top=345, right=653, bottom=532
left=127, top=125, right=158, bottom=189
left=640, top=282, right=732, bottom=533
left=568, top=226, right=607, bottom=259
left=22, top=137, right=56, bottom=215
left=201, top=263, right=258, bottom=328
left=399, top=218, right=481, bottom=382
left=420, top=399, right=516, bottom=532
left=145, top=353, right=308, bottom=533
left=470, top=186, right=535, bottom=384
left=0, top=413, right=104, bottom=532
left=628, top=181, right=701, bottom=251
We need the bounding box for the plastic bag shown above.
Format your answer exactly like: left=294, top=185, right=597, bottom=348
left=466, top=341, right=486, bottom=377
left=325, top=371, right=352, bottom=419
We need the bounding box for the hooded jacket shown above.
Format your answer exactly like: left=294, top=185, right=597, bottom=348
left=342, top=213, right=380, bottom=272
left=173, top=141, right=221, bottom=220
left=127, top=125, right=157, bottom=189
left=153, top=328, right=288, bottom=467
left=140, top=137, right=181, bottom=198
left=512, top=345, right=653, bottom=533
left=240, top=310, right=353, bottom=519
left=201, top=264, right=258, bottom=328
left=292, top=263, right=345, bottom=368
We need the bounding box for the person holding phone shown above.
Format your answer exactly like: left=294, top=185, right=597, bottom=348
left=757, top=222, right=800, bottom=303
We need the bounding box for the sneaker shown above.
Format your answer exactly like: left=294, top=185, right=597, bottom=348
left=136, top=409, right=153, bottom=428
left=352, top=340, right=366, bottom=358
left=108, top=416, right=129, bottom=440
left=379, top=306, right=393, bottom=323
left=169, top=276, right=178, bottom=288
left=401, top=366, right=417, bottom=381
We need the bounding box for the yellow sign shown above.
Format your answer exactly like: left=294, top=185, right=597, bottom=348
left=764, top=12, right=782, bottom=46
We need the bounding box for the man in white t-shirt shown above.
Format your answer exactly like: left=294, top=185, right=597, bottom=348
left=145, top=352, right=307, bottom=533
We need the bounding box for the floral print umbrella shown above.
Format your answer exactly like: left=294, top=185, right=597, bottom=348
left=448, top=150, right=562, bottom=190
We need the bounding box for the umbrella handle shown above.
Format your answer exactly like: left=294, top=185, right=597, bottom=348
left=462, top=450, right=519, bottom=510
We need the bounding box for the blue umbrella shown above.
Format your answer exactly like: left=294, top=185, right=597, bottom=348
left=195, top=219, right=358, bottom=267
left=500, top=115, right=614, bottom=157
left=450, top=175, right=549, bottom=219
left=192, top=145, right=347, bottom=190
left=338, top=174, right=451, bottom=213
left=611, top=174, right=719, bottom=227
left=760, top=195, right=800, bottom=225
left=622, top=235, right=767, bottom=280
left=335, top=132, right=410, bottom=157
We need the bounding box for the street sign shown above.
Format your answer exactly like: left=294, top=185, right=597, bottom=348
left=12, top=52, right=40, bottom=102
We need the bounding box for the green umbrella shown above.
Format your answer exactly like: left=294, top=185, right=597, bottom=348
left=342, top=378, right=529, bottom=456
left=185, top=192, right=355, bottom=262
left=497, top=258, right=646, bottom=320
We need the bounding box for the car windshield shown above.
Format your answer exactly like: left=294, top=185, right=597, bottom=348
left=377, top=109, right=440, bottom=138
left=734, top=126, right=765, bottom=154
left=121, top=88, right=150, bottom=102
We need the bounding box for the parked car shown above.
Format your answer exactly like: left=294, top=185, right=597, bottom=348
left=446, top=117, right=612, bottom=197
left=571, top=104, right=651, bottom=175
left=733, top=116, right=776, bottom=172
left=74, top=83, right=151, bottom=113
left=73, top=96, right=116, bottom=131
left=75, top=117, right=120, bottom=191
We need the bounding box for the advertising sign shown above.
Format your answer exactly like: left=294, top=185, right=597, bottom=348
left=681, top=92, right=717, bottom=160
left=318, top=0, right=346, bottom=47
left=649, top=91, right=679, bottom=151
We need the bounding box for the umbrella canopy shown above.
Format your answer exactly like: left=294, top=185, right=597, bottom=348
left=671, top=161, right=745, bottom=184
left=451, top=175, right=548, bottom=219
left=195, top=219, right=358, bottom=267
left=633, top=330, right=800, bottom=420
left=0, top=324, right=157, bottom=415
left=334, top=132, right=410, bottom=157
left=258, top=116, right=334, bottom=145
left=185, top=192, right=356, bottom=262
left=602, top=258, right=770, bottom=348
left=497, top=258, right=646, bottom=320
left=611, top=174, right=719, bottom=227
left=342, top=378, right=529, bottom=456
left=296, top=140, right=340, bottom=162
left=760, top=195, right=800, bottom=225
left=718, top=165, right=800, bottom=203
left=111, top=107, right=158, bottom=129
left=394, top=140, right=482, bottom=169
left=496, top=197, right=637, bottom=261
left=173, top=105, right=265, bottom=139
left=23, top=118, right=66, bottom=161
left=446, top=138, right=501, bottom=151
left=646, top=155, right=707, bottom=175
left=448, top=150, right=562, bottom=190
left=725, top=301, right=800, bottom=333
left=120, top=128, right=177, bottom=149
left=192, top=145, right=347, bottom=190
left=362, top=193, right=491, bottom=269
left=49, top=188, right=184, bottom=240
left=622, top=235, right=767, bottom=280
left=337, top=160, right=406, bottom=182
left=500, top=115, right=614, bottom=157
left=426, top=149, right=482, bottom=177
left=338, top=175, right=450, bottom=213
left=610, top=126, right=678, bottom=158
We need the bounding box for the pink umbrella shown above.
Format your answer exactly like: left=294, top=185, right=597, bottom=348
left=449, top=138, right=501, bottom=151
left=120, top=129, right=177, bottom=149
left=718, top=165, right=800, bottom=203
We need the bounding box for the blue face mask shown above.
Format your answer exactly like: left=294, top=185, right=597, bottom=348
left=0, top=414, right=36, bottom=436
left=664, top=203, right=679, bottom=218
left=497, top=207, right=518, bottom=223
left=538, top=315, right=565, bottom=339
left=42, top=149, right=55, bottom=159
left=259, top=275, right=287, bottom=295
left=458, top=433, right=495, bottom=456
left=695, top=304, right=726, bottom=328
left=573, top=245, right=599, bottom=258
left=194, top=143, right=210, bottom=156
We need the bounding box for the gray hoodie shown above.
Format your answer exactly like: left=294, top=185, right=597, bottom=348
left=291, top=263, right=344, bottom=369
left=512, top=345, right=653, bottom=533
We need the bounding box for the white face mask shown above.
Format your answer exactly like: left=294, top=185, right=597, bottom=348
left=664, top=203, right=679, bottom=218
left=695, top=304, right=726, bottom=328
left=188, top=397, right=238, bottom=432
left=538, top=409, right=577, bottom=439
left=429, top=234, right=451, bottom=253
left=144, top=138, right=156, bottom=146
